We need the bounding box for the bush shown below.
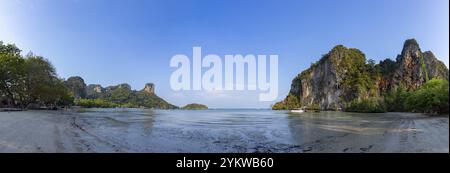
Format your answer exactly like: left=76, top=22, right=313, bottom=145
left=405, top=78, right=449, bottom=114
left=76, top=99, right=118, bottom=108
left=383, top=85, right=411, bottom=112
left=272, top=93, right=300, bottom=110
left=345, top=97, right=387, bottom=113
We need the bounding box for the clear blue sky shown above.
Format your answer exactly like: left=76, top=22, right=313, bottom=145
left=1, top=0, right=448, bottom=108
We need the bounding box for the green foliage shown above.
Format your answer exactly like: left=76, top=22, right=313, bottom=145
left=92, top=87, right=177, bottom=109
left=405, top=78, right=449, bottom=114
left=76, top=99, right=118, bottom=108
left=103, top=87, right=133, bottom=104
left=345, top=97, right=387, bottom=113
left=384, top=85, right=411, bottom=112
left=272, top=93, right=300, bottom=110
left=53, top=80, right=75, bottom=106
left=0, top=42, right=26, bottom=106
left=272, top=101, right=286, bottom=110
left=304, top=104, right=320, bottom=110
left=133, top=91, right=178, bottom=109
left=330, top=46, right=379, bottom=101
left=378, top=59, right=397, bottom=78
left=1, top=42, right=73, bottom=108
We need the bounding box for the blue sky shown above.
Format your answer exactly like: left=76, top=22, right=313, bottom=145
left=0, top=0, right=448, bottom=108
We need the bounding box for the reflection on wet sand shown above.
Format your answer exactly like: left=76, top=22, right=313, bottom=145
left=287, top=112, right=449, bottom=152
left=0, top=109, right=448, bottom=153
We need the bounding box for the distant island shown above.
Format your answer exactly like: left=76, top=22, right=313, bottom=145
left=182, top=103, right=208, bottom=110
left=273, top=39, right=449, bottom=115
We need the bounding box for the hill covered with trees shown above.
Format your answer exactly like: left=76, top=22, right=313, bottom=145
left=73, top=80, right=177, bottom=109
left=182, top=103, right=208, bottom=110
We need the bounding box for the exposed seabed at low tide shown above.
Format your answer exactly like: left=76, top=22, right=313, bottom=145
left=0, top=109, right=448, bottom=153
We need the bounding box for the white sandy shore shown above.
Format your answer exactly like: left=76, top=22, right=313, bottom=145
left=0, top=110, right=448, bottom=153
left=0, top=110, right=120, bottom=152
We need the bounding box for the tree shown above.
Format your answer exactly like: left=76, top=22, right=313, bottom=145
left=1, top=42, right=74, bottom=108
left=272, top=93, right=300, bottom=110
left=53, top=79, right=75, bottom=107
left=384, top=85, right=410, bottom=112
left=23, top=54, right=57, bottom=104
left=406, top=78, right=449, bottom=114
left=0, top=43, right=26, bottom=107
left=345, top=97, right=387, bottom=113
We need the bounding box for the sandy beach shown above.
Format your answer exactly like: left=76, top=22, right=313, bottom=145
left=0, top=109, right=448, bottom=153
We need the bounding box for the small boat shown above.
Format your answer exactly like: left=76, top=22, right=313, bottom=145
left=290, top=109, right=305, bottom=113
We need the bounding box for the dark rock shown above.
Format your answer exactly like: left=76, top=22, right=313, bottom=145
left=65, top=76, right=87, bottom=99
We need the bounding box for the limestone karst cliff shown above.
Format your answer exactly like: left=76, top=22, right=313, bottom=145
left=274, top=39, right=449, bottom=111
left=66, top=77, right=177, bottom=109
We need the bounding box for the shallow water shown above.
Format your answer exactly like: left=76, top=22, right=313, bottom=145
left=69, top=109, right=449, bottom=153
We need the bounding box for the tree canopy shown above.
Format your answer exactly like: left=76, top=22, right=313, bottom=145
left=0, top=42, right=73, bottom=109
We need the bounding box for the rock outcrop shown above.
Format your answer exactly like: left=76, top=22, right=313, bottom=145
left=275, top=39, right=449, bottom=110
left=65, top=76, right=87, bottom=99
left=86, top=84, right=104, bottom=99
left=391, top=39, right=449, bottom=90
left=66, top=77, right=177, bottom=109
left=143, top=83, right=155, bottom=94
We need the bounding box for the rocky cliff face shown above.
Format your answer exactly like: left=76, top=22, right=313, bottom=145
left=289, top=48, right=343, bottom=110
left=385, top=39, right=449, bottom=92
left=143, top=83, right=155, bottom=94
left=286, top=45, right=377, bottom=110
left=275, top=39, right=449, bottom=110
left=391, top=39, right=449, bottom=90
left=65, top=76, right=86, bottom=99
left=86, top=84, right=104, bottom=99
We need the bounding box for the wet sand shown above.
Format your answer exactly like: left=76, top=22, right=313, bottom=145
left=0, top=109, right=448, bottom=153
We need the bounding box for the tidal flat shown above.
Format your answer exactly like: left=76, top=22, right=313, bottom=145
left=0, top=109, right=448, bottom=153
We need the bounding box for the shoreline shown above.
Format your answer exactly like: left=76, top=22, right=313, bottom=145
left=2, top=107, right=448, bottom=117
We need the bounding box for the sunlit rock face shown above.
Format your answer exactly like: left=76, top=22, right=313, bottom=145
left=144, top=83, right=155, bottom=94
left=392, top=39, right=448, bottom=90
left=86, top=84, right=104, bottom=98
left=281, top=39, right=449, bottom=110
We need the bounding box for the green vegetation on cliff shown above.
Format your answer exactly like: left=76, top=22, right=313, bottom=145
left=272, top=93, right=300, bottom=110
left=274, top=39, right=449, bottom=115
left=182, top=103, right=208, bottom=110
left=330, top=46, right=379, bottom=101
left=78, top=84, right=178, bottom=109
